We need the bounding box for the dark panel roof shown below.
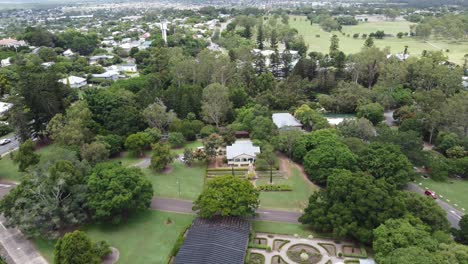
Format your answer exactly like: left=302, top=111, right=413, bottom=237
left=175, top=217, right=250, bottom=264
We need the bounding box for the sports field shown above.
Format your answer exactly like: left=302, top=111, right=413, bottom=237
left=290, top=16, right=468, bottom=64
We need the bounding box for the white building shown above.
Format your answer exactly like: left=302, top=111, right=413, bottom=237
left=59, top=76, right=87, bottom=88
left=272, top=113, right=302, bottom=130
left=92, top=70, right=120, bottom=81
left=89, top=55, right=114, bottom=65
left=63, top=49, right=74, bottom=57
left=0, top=101, right=13, bottom=117
left=226, top=140, right=261, bottom=166
left=1, top=57, right=11, bottom=67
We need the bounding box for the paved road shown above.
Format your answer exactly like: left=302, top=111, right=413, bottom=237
left=407, top=183, right=463, bottom=229
left=0, top=136, right=19, bottom=157
left=151, top=197, right=301, bottom=223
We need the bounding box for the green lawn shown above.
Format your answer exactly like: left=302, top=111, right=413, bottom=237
left=290, top=16, right=468, bottom=65
left=252, top=221, right=330, bottom=238
left=171, top=140, right=203, bottom=155
left=257, top=167, right=319, bottom=212
left=417, top=178, right=468, bottom=211
left=143, top=160, right=206, bottom=201
left=34, top=210, right=195, bottom=264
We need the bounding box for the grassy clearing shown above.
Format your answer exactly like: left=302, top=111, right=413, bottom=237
left=257, top=167, right=319, bottom=212
left=34, top=210, right=195, bottom=264
left=417, top=178, right=468, bottom=211
left=290, top=16, right=468, bottom=64
left=171, top=140, right=203, bottom=155
left=252, top=221, right=328, bottom=238
left=143, top=160, right=205, bottom=201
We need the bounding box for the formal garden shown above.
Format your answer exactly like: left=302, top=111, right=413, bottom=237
left=246, top=232, right=371, bottom=264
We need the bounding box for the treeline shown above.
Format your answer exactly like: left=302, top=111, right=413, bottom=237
left=412, top=13, right=468, bottom=40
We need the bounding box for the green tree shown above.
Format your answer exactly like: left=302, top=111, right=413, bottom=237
left=46, top=101, right=93, bottom=147
left=183, top=148, right=194, bottom=167
left=337, top=118, right=375, bottom=141
left=193, top=176, right=259, bottom=218
left=454, top=215, right=468, bottom=245
left=87, top=163, right=153, bottom=223
left=203, top=133, right=223, bottom=160
left=54, top=231, right=100, bottom=264
left=201, top=83, right=232, bottom=128
left=373, top=217, right=438, bottom=262
left=294, top=104, right=329, bottom=131
left=329, top=34, right=339, bottom=56
left=80, top=141, right=110, bottom=165
left=358, top=142, right=412, bottom=187
left=13, top=139, right=40, bottom=172
left=272, top=130, right=303, bottom=158
left=303, top=143, right=357, bottom=185
left=150, top=143, right=173, bottom=172
left=0, top=159, right=89, bottom=238
left=364, top=37, right=374, bottom=47
left=403, top=192, right=450, bottom=232
left=256, top=144, right=277, bottom=184
left=299, top=171, right=406, bottom=243
left=168, top=132, right=185, bottom=148
left=124, top=132, right=152, bottom=157
left=143, top=99, right=178, bottom=132
left=356, top=103, right=384, bottom=125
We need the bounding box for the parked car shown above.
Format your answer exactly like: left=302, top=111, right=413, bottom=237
left=0, top=138, right=11, bottom=145
left=424, top=190, right=437, bottom=199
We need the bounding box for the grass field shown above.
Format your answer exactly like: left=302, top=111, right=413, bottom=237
left=290, top=16, right=468, bottom=65
left=34, top=210, right=195, bottom=263
left=143, top=160, right=205, bottom=201
left=417, top=178, right=468, bottom=211
left=257, top=167, right=319, bottom=212
left=252, top=221, right=330, bottom=238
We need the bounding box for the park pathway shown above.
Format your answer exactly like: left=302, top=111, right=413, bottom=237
left=151, top=197, right=301, bottom=223
left=0, top=216, right=48, bottom=264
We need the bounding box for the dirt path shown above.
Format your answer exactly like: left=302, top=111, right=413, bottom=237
left=277, top=153, right=319, bottom=189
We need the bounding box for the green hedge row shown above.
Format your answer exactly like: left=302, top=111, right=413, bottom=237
left=342, top=246, right=367, bottom=258
left=248, top=243, right=271, bottom=251
left=257, top=185, right=293, bottom=191
left=166, top=225, right=191, bottom=264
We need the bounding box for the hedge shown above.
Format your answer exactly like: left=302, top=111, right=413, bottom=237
left=257, top=185, right=293, bottom=191
left=248, top=243, right=270, bottom=251
left=342, top=246, right=367, bottom=258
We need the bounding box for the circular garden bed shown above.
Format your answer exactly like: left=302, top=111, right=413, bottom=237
left=286, top=244, right=322, bottom=264
left=249, top=253, right=265, bottom=264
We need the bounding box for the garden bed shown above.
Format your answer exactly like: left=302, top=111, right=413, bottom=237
left=286, top=244, right=322, bottom=264
left=318, top=243, right=336, bottom=256
left=249, top=253, right=265, bottom=264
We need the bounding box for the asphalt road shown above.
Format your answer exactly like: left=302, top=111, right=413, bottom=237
left=151, top=197, right=301, bottom=223
left=407, top=183, right=463, bottom=229
left=0, top=136, right=19, bottom=157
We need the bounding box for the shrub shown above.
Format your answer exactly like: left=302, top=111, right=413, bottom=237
left=168, top=132, right=185, bottom=148
left=248, top=243, right=269, bottom=250
left=257, top=184, right=293, bottom=191
left=342, top=246, right=367, bottom=258
left=0, top=123, right=12, bottom=137
left=94, top=240, right=111, bottom=258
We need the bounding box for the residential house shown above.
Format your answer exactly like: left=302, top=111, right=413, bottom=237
left=175, top=217, right=250, bottom=264
left=91, top=70, right=120, bottom=81
left=89, top=55, right=114, bottom=65
left=0, top=102, right=12, bottom=117
left=63, top=49, right=74, bottom=57
left=272, top=113, right=302, bottom=130
left=0, top=38, right=27, bottom=48
left=226, top=140, right=261, bottom=166
left=59, top=76, right=87, bottom=88
left=1, top=57, right=11, bottom=67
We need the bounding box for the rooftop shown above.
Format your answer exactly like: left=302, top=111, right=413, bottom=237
left=226, top=140, right=260, bottom=159
left=175, top=217, right=250, bottom=264
left=272, top=113, right=302, bottom=129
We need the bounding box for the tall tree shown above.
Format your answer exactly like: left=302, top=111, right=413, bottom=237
left=201, top=83, right=232, bottom=128
left=256, top=24, right=264, bottom=50
left=13, top=139, right=40, bottom=172
left=54, top=231, right=100, bottom=264
left=143, top=99, right=178, bottom=132
left=193, top=176, right=259, bottom=218
left=329, top=34, right=340, bottom=56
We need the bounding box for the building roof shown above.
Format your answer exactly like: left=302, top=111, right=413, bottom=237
left=226, top=140, right=260, bottom=159
left=0, top=102, right=13, bottom=114
left=272, top=113, right=302, bottom=129
left=59, top=76, right=86, bottom=85
left=175, top=217, right=250, bottom=264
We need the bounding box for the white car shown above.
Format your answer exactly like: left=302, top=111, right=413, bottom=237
left=0, top=138, right=11, bottom=145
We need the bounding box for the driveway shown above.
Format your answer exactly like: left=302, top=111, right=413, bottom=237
left=407, top=183, right=463, bottom=229
left=151, top=197, right=301, bottom=223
